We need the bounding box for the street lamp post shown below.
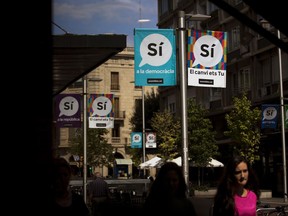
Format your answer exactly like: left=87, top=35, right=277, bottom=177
left=83, top=75, right=102, bottom=203
left=178, top=11, right=189, bottom=186
left=137, top=0, right=150, bottom=178
left=142, top=86, right=146, bottom=177
left=260, top=20, right=287, bottom=201
left=177, top=11, right=211, bottom=188
left=260, top=19, right=287, bottom=202
left=83, top=75, right=87, bottom=203
left=138, top=0, right=150, bottom=26
left=130, top=81, right=146, bottom=177
left=277, top=30, right=287, bottom=203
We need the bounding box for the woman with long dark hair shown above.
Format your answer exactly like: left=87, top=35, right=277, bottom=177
left=213, top=155, right=260, bottom=216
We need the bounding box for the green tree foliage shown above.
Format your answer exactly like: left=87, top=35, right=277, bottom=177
left=129, top=87, right=160, bottom=132
left=128, top=91, right=220, bottom=168
left=224, top=93, right=261, bottom=164
left=128, top=88, right=160, bottom=164
left=69, top=128, right=114, bottom=167
left=150, top=110, right=181, bottom=160
left=125, top=146, right=142, bottom=166
left=187, top=99, right=218, bottom=167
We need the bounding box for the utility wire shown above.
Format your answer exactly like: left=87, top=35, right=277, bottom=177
left=52, top=21, right=69, bottom=34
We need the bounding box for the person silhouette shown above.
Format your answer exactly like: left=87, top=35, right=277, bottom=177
left=143, top=162, right=197, bottom=216
left=49, top=157, right=89, bottom=216
left=88, top=172, right=111, bottom=216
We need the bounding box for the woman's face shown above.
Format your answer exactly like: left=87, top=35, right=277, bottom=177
left=54, top=166, right=71, bottom=193
left=165, top=170, right=179, bottom=195
left=234, top=161, right=249, bottom=186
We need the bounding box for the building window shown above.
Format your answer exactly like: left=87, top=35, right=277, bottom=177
left=114, top=97, right=120, bottom=118
left=159, top=0, right=172, bottom=16
left=135, top=98, right=142, bottom=110
left=261, top=58, right=271, bottom=85
left=134, top=85, right=142, bottom=90
left=169, top=102, right=175, bottom=113
left=210, top=88, right=222, bottom=101
left=233, top=72, right=238, bottom=92
left=112, top=124, right=120, bottom=138
left=112, top=124, right=120, bottom=137
left=111, top=72, right=120, bottom=90
left=272, top=55, right=280, bottom=83
left=167, top=94, right=176, bottom=113
left=239, top=67, right=251, bottom=91
left=228, top=26, right=240, bottom=51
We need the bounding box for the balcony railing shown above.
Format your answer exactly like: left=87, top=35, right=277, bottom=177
left=111, top=137, right=120, bottom=144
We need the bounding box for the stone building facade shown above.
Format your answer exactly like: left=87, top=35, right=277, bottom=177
left=55, top=47, right=157, bottom=178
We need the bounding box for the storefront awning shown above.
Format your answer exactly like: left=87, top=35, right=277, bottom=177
left=115, top=159, right=133, bottom=165
left=53, top=34, right=127, bottom=96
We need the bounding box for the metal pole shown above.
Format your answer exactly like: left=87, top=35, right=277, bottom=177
left=277, top=30, right=287, bottom=202
left=83, top=75, right=87, bottom=203
left=142, top=86, right=146, bottom=177
left=178, top=11, right=189, bottom=186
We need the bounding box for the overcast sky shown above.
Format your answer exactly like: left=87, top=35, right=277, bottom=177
left=52, top=0, right=158, bottom=47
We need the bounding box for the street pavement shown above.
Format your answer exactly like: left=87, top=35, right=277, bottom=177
left=190, top=196, right=214, bottom=216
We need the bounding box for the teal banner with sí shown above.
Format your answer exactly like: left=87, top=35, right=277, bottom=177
left=134, top=28, right=176, bottom=86
left=131, top=132, right=142, bottom=148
